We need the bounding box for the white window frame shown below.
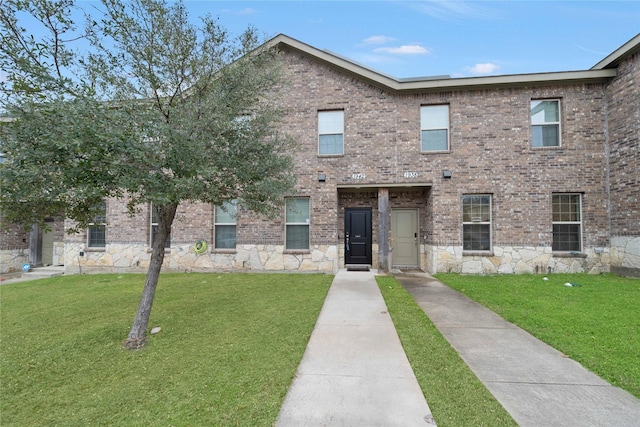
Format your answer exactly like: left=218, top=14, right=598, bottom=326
left=318, top=110, right=344, bottom=155
left=531, top=99, right=561, bottom=147
left=552, top=193, right=582, bottom=252
left=87, top=201, right=107, bottom=248
left=285, top=198, right=310, bottom=250
left=421, top=105, right=450, bottom=152
left=462, top=194, right=492, bottom=252
left=214, top=201, right=237, bottom=249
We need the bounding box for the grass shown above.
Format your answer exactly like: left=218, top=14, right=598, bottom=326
left=0, top=273, right=333, bottom=426
left=376, top=276, right=517, bottom=427
left=435, top=273, right=640, bottom=399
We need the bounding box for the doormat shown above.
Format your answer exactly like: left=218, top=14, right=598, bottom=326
left=346, top=265, right=370, bottom=272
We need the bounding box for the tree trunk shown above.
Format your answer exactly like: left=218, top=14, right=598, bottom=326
left=123, top=203, right=178, bottom=350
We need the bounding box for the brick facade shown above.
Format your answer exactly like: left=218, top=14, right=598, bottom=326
left=4, top=34, right=639, bottom=276
left=606, top=50, right=640, bottom=276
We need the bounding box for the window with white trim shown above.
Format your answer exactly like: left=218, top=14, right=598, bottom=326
left=88, top=201, right=106, bottom=248
left=285, top=198, right=310, bottom=250
left=318, top=110, right=344, bottom=155
left=421, top=105, right=449, bottom=151
left=462, top=195, right=491, bottom=251
left=531, top=99, right=560, bottom=147
left=552, top=194, right=581, bottom=252
left=215, top=201, right=237, bottom=249
left=150, top=204, right=171, bottom=248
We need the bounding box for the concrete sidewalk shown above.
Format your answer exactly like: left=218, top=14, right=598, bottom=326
left=276, top=269, right=435, bottom=426
left=395, top=273, right=640, bottom=427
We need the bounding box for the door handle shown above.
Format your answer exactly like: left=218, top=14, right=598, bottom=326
left=345, top=234, right=350, bottom=252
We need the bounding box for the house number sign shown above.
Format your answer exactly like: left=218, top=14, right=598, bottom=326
left=351, top=173, right=366, bottom=180
left=404, top=171, right=419, bottom=178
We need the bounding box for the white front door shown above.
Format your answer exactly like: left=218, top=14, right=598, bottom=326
left=391, top=209, right=419, bottom=267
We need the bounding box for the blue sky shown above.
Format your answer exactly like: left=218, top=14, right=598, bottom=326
left=182, top=0, right=639, bottom=78
left=8, top=1, right=640, bottom=81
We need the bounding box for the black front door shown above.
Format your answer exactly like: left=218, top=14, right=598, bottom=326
left=345, top=208, right=372, bottom=265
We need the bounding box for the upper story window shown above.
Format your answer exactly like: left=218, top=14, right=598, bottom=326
left=318, top=110, right=344, bottom=155
left=421, top=105, right=449, bottom=152
left=87, top=201, right=106, bottom=248
left=215, top=201, right=237, bottom=249
left=531, top=100, right=561, bottom=147
left=462, top=195, right=491, bottom=252
left=285, top=198, right=310, bottom=250
left=552, top=194, right=581, bottom=252
left=150, top=204, right=171, bottom=248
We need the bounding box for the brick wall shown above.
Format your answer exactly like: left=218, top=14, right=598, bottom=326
left=0, top=213, right=29, bottom=250
left=57, top=44, right=636, bottom=275
left=606, top=51, right=640, bottom=276
left=278, top=49, right=610, bottom=252
left=0, top=215, right=29, bottom=273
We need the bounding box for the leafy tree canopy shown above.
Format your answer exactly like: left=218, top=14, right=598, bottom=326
left=1, top=0, right=296, bottom=231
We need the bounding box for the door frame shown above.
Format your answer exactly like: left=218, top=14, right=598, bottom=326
left=391, top=208, right=419, bottom=268
left=344, top=207, right=373, bottom=265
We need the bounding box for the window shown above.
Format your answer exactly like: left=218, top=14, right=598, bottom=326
left=88, top=201, right=106, bottom=248
left=531, top=100, right=560, bottom=147
left=552, top=194, right=581, bottom=252
left=462, top=195, right=491, bottom=251
left=318, top=110, right=344, bottom=155
left=215, top=201, right=237, bottom=249
left=421, top=105, right=449, bottom=151
left=150, top=204, right=171, bottom=248
left=285, top=198, right=309, bottom=250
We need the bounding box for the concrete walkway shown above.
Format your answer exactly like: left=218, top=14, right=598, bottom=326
left=395, top=273, right=640, bottom=427
left=276, top=269, right=435, bottom=426
left=0, top=266, right=65, bottom=285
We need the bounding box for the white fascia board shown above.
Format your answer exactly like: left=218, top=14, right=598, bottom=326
left=591, top=33, right=640, bottom=70
left=397, top=69, right=617, bottom=92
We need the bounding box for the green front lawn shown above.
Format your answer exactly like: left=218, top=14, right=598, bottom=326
left=435, top=273, right=640, bottom=398
left=0, top=273, right=332, bottom=426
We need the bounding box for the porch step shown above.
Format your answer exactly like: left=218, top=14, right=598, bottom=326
left=346, top=264, right=371, bottom=272
left=23, top=266, right=65, bottom=279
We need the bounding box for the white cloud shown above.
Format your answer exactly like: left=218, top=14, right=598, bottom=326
left=237, top=7, right=258, bottom=15
left=362, top=35, right=397, bottom=45
left=467, top=63, right=501, bottom=74
left=374, top=45, right=430, bottom=55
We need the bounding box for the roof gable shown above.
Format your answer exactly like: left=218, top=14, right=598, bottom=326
left=266, top=34, right=632, bottom=93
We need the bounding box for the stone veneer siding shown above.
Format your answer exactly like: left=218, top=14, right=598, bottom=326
left=428, top=245, right=610, bottom=275
left=0, top=250, right=29, bottom=274
left=64, top=243, right=338, bottom=274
